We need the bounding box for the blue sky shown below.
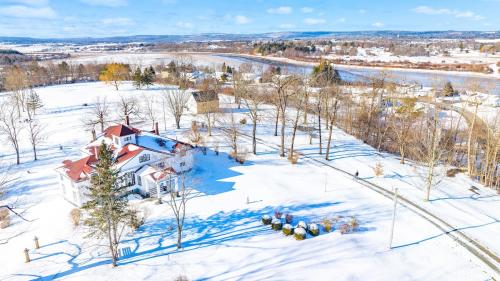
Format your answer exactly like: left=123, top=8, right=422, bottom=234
left=0, top=0, right=498, bottom=38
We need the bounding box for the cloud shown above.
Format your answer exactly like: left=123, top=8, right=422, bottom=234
left=0, top=5, right=56, bottom=19
left=372, top=22, right=384, bottom=28
left=304, top=18, right=325, bottom=25
left=267, top=6, right=292, bottom=14
left=279, top=24, right=296, bottom=29
left=80, top=0, right=127, bottom=7
left=234, top=15, right=251, bottom=24
left=301, top=7, right=314, bottom=13
left=101, top=17, right=134, bottom=26
left=176, top=21, right=193, bottom=29
left=6, top=0, right=48, bottom=5
left=413, top=6, right=484, bottom=20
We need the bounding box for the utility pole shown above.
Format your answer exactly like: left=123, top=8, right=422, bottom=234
left=389, top=188, right=398, bottom=249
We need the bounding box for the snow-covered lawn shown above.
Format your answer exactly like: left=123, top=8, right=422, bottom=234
left=0, top=82, right=498, bottom=280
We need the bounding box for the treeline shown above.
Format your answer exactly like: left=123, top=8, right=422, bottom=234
left=0, top=61, right=106, bottom=91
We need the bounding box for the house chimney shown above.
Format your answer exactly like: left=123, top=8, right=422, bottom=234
left=94, top=146, right=98, bottom=159
left=155, top=122, right=159, bottom=135
left=125, top=115, right=130, bottom=126
left=91, top=129, right=96, bottom=141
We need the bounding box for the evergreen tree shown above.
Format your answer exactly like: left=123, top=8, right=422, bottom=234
left=133, top=67, right=142, bottom=89
left=26, top=89, right=43, bottom=116
left=167, top=60, right=177, bottom=73
left=443, top=81, right=455, bottom=97
left=141, top=66, right=155, bottom=88
left=312, top=60, right=341, bottom=86
left=82, top=143, right=130, bottom=267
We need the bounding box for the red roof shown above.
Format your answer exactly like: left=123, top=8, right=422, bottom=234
left=115, top=144, right=144, bottom=164
left=62, top=155, right=97, bottom=181
left=104, top=124, right=140, bottom=138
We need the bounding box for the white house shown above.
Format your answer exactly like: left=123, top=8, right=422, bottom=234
left=56, top=124, right=194, bottom=206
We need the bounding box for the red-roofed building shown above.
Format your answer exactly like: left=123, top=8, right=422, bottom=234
left=56, top=123, right=194, bottom=206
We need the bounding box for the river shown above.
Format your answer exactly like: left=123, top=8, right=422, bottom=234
left=213, top=54, right=500, bottom=94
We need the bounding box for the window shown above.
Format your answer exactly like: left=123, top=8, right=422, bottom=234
left=139, top=154, right=150, bottom=163
left=116, top=172, right=135, bottom=188
left=123, top=136, right=132, bottom=142
left=137, top=175, right=142, bottom=186
left=114, top=136, right=120, bottom=146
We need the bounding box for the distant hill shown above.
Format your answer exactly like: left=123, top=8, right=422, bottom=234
left=0, top=31, right=498, bottom=44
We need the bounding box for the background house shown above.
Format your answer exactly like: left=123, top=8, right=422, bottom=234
left=190, top=90, right=220, bottom=114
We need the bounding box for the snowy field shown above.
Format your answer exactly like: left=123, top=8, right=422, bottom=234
left=0, top=82, right=498, bottom=281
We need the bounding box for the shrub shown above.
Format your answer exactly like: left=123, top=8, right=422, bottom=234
left=0, top=217, right=10, bottom=229
left=374, top=162, right=383, bottom=177
left=446, top=168, right=466, bottom=177
left=0, top=207, right=8, bottom=220
left=128, top=209, right=146, bottom=230
left=274, top=209, right=283, bottom=219
left=296, top=221, right=307, bottom=230
left=70, top=208, right=81, bottom=227
left=340, top=223, right=350, bottom=234
left=294, top=227, right=306, bottom=240
left=0, top=208, right=10, bottom=229
left=285, top=213, right=293, bottom=224
left=271, top=218, right=282, bottom=231
left=282, top=224, right=293, bottom=236
left=308, top=223, right=319, bottom=236
left=239, top=118, right=247, bottom=125
left=173, top=275, right=189, bottom=281
left=288, top=153, right=299, bottom=164
left=322, top=218, right=333, bottom=232
left=348, top=216, right=359, bottom=232
left=340, top=217, right=360, bottom=234
left=262, top=215, right=272, bottom=225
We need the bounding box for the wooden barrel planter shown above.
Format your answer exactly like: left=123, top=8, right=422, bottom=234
left=271, top=218, right=282, bottom=231
left=262, top=215, right=272, bottom=225
left=282, top=224, right=293, bottom=236
left=308, top=223, right=319, bottom=236
left=294, top=227, right=306, bottom=240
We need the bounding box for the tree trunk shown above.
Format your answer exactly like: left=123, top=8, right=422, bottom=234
left=325, top=119, right=334, bottom=160
left=252, top=121, right=257, bottom=155
left=467, top=104, right=478, bottom=177
left=318, top=107, right=322, bottom=155
left=32, top=144, right=37, bottom=161
left=274, top=109, right=279, bottom=136
left=280, top=110, right=286, bottom=157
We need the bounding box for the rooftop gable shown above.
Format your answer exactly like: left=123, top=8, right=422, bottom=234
left=104, top=124, right=140, bottom=138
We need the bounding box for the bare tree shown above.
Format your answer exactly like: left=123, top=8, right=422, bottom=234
left=219, top=108, right=242, bottom=159
left=163, top=89, right=191, bottom=129
left=142, top=94, right=158, bottom=130
left=288, top=82, right=307, bottom=160
left=242, top=86, right=265, bottom=154
left=84, top=97, right=110, bottom=133
left=271, top=74, right=300, bottom=157
left=117, top=95, right=140, bottom=122
left=4, top=66, right=29, bottom=116
left=26, top=107, right=45, bottom=161
left=389, top=97, right=422, bottom=164
left=167, top=172, right=193, bottom=249
left=0, top=101, right=23, bottom=165
left=415, top=100, right=446, bottom=201
left=324, top=85, right=341, bottom=160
